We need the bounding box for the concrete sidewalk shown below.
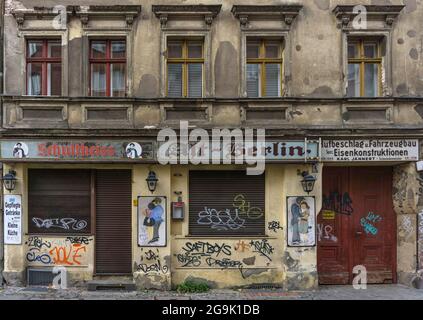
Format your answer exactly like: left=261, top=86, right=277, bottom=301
left=0, top=284, right=422, bottom=300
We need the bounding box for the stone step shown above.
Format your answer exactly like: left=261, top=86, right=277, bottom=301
left=87, top=280, right=136, bottom=292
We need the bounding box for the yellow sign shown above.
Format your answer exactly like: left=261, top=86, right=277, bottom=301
left=322, top=210, right=335, bottom=220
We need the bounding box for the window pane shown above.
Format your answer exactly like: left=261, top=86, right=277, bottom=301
left=265, top=42, right=280, bottom=58
left=48, top=41, right=61, bottom=58
left=28, top=41, right=43, bottom=58
left=27, top=63, right=42, bottom=95
left=364, top=43, right=378, bottom=58
left=247, top=64, right=261, bottom=97
left=247, top=42, right=260, bottom=59
left=265, top=64, right=280, bottom=97
left=91, top=41, right=107, bottom=59
left=91, top=64, right=107, bottom=96
left=347, top=64, right=360, bottom=97
left=167, top=42, right=183, bottom=58
left=111, top=41, right=126, bottom=59
left=47, top=63, right=61, bottom=95
left=364, top=63, right=379, bottom=97
left=188, top=63, right=202, bottom=97
left=348, top=44, right=359, bottom=59
left=188, top=42, right=202, bottom=58
left=111, top=63, right=126, bottom=97
left=167, top=63, right=183, bottom=97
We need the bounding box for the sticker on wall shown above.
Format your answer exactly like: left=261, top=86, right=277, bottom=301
left=4, top=194, right=22, bottom=244
left=287, top=196, right=316, bottom=247
left=322, top=210, right=335, bottom=220
left=138, top=196, right=167, bottom=247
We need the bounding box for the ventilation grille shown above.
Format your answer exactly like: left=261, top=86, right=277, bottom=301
left=245, top=284, right=282, bottom=290
left=27, top=268, right=55, bottom=286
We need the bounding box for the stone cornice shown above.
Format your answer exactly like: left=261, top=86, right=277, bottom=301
left=231, top=5, right=303, bottom=28
left=152, top=5, right=222, bottom=29
left=12, top=5, right=141, bottom=28
left=333, top=5, right=405, bottom=29
left=71, top=5, right=141, bottom=28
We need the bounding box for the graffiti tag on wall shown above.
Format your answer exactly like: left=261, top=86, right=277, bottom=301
left=135, top=248, right=169, bottom=274
left=360, top=212, right=382, bottom=236
left=174, top=240, right=274, bottom=279
left=268, top=221, right=283, bottom=233
left=317, top=223, right=338, bottom=242
left=31, top=217, right=88, bottom=231
left=322, top=191, right=353, bottom=215
left=196, top=194, right=264, bottom=231
left=25, top=236, right=93, bottom=266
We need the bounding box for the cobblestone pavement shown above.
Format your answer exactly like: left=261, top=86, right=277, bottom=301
left=0, top=284, right=422, bottom=300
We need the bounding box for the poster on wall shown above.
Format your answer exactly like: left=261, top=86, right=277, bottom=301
left=287, top=196, right=316, bottom=247
left=4, top=194, right=22, bottom=244
left=138, top=196, right=167, bottom=247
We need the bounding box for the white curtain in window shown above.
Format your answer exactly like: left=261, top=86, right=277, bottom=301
left=188, top=63, right=202, bottom=98
left=30, top=75, right=41, bottom=95
left=111, top=64, right=125, bottom=96
left=347, top=64, right=360, bottom=97
left=168, top=64, right=183, bottom=97
left=265, top=64, right=280, bottom=97
left=92, top=66, right=106, bottom=95
left=247, top=64, right=260, bottom=97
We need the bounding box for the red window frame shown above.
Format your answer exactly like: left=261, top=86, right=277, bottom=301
left=89, top=39, right=127, bottom=97
left=26, top=39, right=62, bottom=96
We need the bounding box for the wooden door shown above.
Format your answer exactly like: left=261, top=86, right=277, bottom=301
left=317, top=166, right=396, bottom=284
left=350, top=167, right=396, bottom=283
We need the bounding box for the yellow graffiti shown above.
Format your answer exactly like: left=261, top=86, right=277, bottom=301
left=232, top=194, right=263, bottom=219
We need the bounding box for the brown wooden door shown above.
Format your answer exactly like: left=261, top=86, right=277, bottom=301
left=317, top=166, right=396, bottom=284
left=95, top=170, right=132, bottom=275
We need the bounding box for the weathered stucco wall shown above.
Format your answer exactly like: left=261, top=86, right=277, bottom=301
left=2, top=162, right=321, bottom=290
left=166, top=164, right=321, bottom=290
left=393, top=162, right=420, bottom=286
left=3, top=0, right=423, bottom=98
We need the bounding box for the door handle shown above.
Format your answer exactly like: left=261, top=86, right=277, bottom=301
left=355, top=231, right=362, bottom=237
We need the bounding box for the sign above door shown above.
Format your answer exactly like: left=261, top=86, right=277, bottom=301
left=0, top=140, right=155, bottom=162
left=321, top=139, right=419, bottom=162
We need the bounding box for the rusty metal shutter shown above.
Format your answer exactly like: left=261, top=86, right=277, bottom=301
left=189, top=170, right=265, bottom=236
left=95, top=170, right=132, bottom=275
left=28, top=169, right=91, bottom=234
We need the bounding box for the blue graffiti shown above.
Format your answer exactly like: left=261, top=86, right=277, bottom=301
left=360, top=212, right=382, bottom=235
left=26, top=248, right=52, bottom=264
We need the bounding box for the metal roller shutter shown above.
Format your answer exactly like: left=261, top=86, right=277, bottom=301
left=189, top=170, right=265, bottom=236
left=28, top=169, right=91, bottom=235
left=95, top=170, right=132, bottom=275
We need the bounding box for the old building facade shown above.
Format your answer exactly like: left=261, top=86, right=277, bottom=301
left=1, top=0, right=423, bottom=290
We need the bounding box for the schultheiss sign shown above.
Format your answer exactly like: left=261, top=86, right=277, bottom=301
left=0, top=140, right=155, bottom=161
left=321, top=139, right=419, bottom=162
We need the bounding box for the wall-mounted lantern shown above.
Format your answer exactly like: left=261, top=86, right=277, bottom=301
left=2, top=170, right=17, bottom=192
left=172, top=196, right=185, bottom=220
left=146, top=171, right=158, bottom=193
left=300, top=171, right=316, bottom=194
